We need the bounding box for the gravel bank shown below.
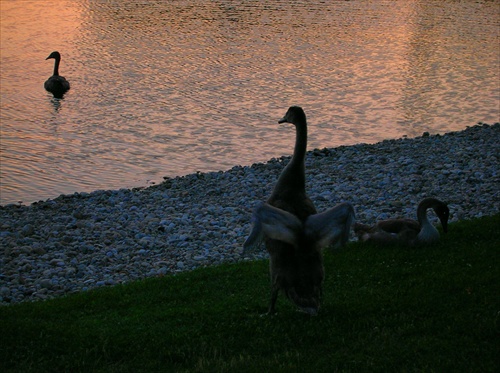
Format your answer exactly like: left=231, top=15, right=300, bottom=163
left=1, top=123, right=499, bottom=304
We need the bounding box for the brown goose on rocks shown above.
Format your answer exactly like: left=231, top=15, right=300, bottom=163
left=354, top=197, right=449, bottom=246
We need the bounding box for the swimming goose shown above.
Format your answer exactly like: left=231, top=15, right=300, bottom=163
left=44, top=51, right=70, bottom=98
left=245, top=106, right=355, bottom=315
left=354, top=197, right=449, bottom=246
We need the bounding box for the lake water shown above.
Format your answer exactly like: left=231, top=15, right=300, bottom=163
left=1, top=0, right=499, bottom=205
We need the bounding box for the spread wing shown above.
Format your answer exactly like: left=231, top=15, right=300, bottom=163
left=243, top=203, right=302, bottom=254
left=305, top=202, right=355, bottom=249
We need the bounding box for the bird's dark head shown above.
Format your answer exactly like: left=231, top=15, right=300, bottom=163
left=46, top=51, right=61, bottom=60
left=278, top=106, right=306, bottom=126
left=434, top=203, right=450, bottom=233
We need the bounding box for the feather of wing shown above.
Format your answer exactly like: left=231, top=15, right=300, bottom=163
left=376, top=218, right=420, bottom=233
left=243, top=217, right=264, bottom=254
left=244, top=203, right=302, bottom=253
left=305, top=202, right=355, bottom=249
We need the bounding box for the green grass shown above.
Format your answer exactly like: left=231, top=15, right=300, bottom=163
left=1, top=214, right=499, bottom=372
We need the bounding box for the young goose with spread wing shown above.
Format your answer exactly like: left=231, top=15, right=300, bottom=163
left=244, top=106, right=355, bottom=315
left=354, top=197, right=449, bottom=246
left=44, top=51, right=70, bottom=98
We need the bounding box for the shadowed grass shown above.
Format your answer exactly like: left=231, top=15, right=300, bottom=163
left=1, top=214, right=498, bottom=372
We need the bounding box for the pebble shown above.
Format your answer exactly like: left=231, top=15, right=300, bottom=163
left=0, top=123, right=499, bottom=305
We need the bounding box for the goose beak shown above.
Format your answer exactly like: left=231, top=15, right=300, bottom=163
left=440, top=218, right=448, bottom=233
left=278, top=117, right=288, bottom=124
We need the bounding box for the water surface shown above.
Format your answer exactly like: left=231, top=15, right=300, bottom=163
left=1, top=0, right=499, bottom=205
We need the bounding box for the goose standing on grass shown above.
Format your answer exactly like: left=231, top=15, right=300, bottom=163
left=354, top=197, right=449, bottom=246
left=44, top=51, right=70, bottom=98
left=244, top=106, right=355, bottom=315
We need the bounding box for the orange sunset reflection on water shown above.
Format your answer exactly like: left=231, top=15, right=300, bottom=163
left=1, top=0, right=499, bottom=204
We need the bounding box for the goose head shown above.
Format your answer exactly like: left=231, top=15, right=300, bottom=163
left=433, top=201, right=450, bottom=233
left=46, top=51, right=61, bottom=61
left=278, top=106, right=307, bottom=126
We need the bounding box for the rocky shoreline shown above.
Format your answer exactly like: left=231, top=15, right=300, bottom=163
left=1, top=123, right=499, bottom=305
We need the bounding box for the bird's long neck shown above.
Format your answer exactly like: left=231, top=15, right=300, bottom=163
left=416, top=199, right=435, bottom=227
left=53, top=58, right=61, bottom=76
left=289, top=122, right=307, bottom=172
left=416, top=199, right=439, bottom=243
left=272, top=122, right=307, bottom=197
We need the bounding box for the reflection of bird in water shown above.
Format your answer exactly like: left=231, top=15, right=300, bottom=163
left=44, top=51, right=70, bottom=99
left=354, top=198, right=449, bottom=246
left=50, top=97, right=62, bottom=112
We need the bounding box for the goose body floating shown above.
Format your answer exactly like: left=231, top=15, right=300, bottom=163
left=244, top=106, right=355, bottom=315
left=44, top=51, right=70, bottom=98
left=354, top=197, right=449, bottom=246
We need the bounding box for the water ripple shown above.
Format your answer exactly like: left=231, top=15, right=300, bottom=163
left=1, top=0, right=499, bottom=204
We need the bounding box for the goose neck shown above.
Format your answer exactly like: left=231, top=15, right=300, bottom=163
left=290, top=122, right=307, bottom=166
left=415, top=200, right=440, bottom=243
left=416, top=202, right=430, bottom=227
left=53, top=58, right=61, bottom=76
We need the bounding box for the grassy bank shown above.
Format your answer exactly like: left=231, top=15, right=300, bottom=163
left=1, top=214, right=499, bottom=372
